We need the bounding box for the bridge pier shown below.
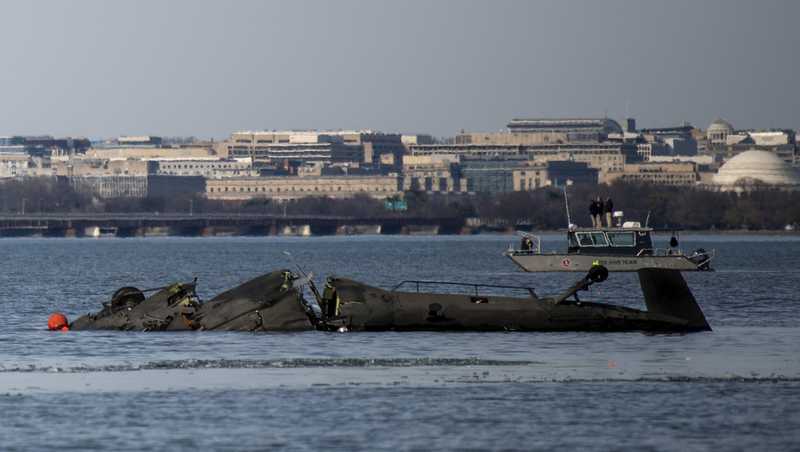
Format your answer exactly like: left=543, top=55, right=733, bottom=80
left=0, top=214, right=468, bottom=238
left=335, top=224, right=382, bottom=235
left=280, top=224, right=311, bottom=237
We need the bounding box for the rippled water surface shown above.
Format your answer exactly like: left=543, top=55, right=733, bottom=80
left=1, top=234, right=799, bottom=451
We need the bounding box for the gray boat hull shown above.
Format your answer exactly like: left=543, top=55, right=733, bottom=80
left=506, top=252, right=705, bottom=272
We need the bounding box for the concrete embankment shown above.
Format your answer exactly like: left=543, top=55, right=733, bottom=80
left=0, top=215, right=496, bottom=238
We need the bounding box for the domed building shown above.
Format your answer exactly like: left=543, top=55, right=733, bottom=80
left=706, top=118, right=734, bottom=145
left=713, top=150, right=800, bottom=190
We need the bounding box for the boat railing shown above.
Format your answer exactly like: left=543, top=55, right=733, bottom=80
left=390, top=280, right=538, bottom=298
left=635, top=247, right=716, bottom=259
left=636, top=248, right=692, bottom=257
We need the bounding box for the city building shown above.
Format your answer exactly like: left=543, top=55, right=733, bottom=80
left=224, top=130, right=405, bottom=171
left=401, top=154, right=461, bottom=192
left=84, top=146, right=217, bottom=160
left=505, top=117, right=623, bottom=142
left=206, top=175, right=401, bottom=201
left=511, top=163, right=549, bottom=191
left=401, top=134, right=435, bottom=146
left=409, top=143, right=524, bottom=159
left=634, top=141, right=672, bottom=161
left=459, top=156, right=529, bottom=193
left=525, top=143, right=628, bottom=182
left=68, top=175, right=205, bottom=199
left=52, top=158, right=154, bottom=177
left=706, top=118, right=735, bottom=147
left=649, top=155, right=715, bottom=166
left=69, top=176, right=149, bottom=198
left=0, top=135, right=91, bottom=157
left=0, top=153, right=51, bottom=178
left=609, top=162, right=698, bottom=186
left=117, top=136, right=163, bottom=147
left=702, top=118, right=797, bottom=166
left=455, top=117, right=624, bottom=146
left=542, top=161, right=599, bottom=186
left=409, top=141, right=627, bottom=184
left=153, top=158, right=256, bottom=178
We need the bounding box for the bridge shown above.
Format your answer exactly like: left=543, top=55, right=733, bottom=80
left=0, top=212, right=468, bottom=237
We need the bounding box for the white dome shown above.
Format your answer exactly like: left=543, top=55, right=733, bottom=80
left=707, top=118, right=734, bottom=134
left=714, top=150, right=800, bottom=186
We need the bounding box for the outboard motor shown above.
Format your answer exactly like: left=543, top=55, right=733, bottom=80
left=690, top=248, right=713, bottom=271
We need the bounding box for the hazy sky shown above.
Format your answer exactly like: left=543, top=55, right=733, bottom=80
left=0, top=0, right=797, bottom=139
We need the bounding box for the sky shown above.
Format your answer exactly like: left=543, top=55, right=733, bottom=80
left=0, top=0, right=797, bottom=139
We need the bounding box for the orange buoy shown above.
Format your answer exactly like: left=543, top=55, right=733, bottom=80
left=47, top=312, right=70, bottom=331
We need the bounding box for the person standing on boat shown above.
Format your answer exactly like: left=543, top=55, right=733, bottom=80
left=604, top=197, right=614, bottom=227
left=589, top=198, right=599, bottom=227
left=595, top=197, right=604, bottom=228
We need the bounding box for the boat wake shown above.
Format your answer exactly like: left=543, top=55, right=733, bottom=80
left=0, top=357, right=541, bottom=373
left=0, top=358, right=797, bottom=384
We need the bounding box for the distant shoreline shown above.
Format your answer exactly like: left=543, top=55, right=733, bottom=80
left=0, top=228, right=797, bottom=239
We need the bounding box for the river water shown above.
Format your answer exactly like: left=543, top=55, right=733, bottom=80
left=1, top=234, right=799, bottom=451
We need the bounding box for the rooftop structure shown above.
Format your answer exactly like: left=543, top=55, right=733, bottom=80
left=506, top=118, right=623, bottom=135
left=609, top=162, right=698, bottom=186
left=455, top=118, right=624, bottom=146
left=206, top=175, right=401, bottom=201
left=0, top=135, right=91, bottom=157
left=84, top=146, right=217, bottom=160
left=401, top=134, right=435, bottom=146
left=638, top=124, right=694, bottom=136
left=226, top=130, right=404, bottom=169
left=707, top=118, right=735, bottom=145
left=748, top=130, right=795, bottom=147
left=117, top=136, right=163, bottom=146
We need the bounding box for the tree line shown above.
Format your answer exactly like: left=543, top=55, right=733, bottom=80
left=0, top=178, right=797, bottom=230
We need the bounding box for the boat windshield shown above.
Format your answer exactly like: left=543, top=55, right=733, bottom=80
left=575, top=232, right=609, bottom=247
left=607, top=231, right=635, bottom=247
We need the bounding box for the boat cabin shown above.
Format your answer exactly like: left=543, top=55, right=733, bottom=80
left=566, top=227, right=654, bottom=256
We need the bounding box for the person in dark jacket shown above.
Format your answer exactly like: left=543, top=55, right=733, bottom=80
left=596, top=197, right=604, bottom=228
left=604, top=197, right=614, bottom=227
left=520, top=236, right=533, bottom=252
left=589, top=199, right=599, bottom=227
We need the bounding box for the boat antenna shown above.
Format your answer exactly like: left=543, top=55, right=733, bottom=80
left=645, top=210, right=651, bottom=228
left=563, top=180, right=573, bottom=227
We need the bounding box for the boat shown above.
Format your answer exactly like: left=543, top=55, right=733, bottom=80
left=504, top=183, right=715, bottom=272
left=317, top=265, right=711, bottom=333
left=505, top=224, right=714, bottom=272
